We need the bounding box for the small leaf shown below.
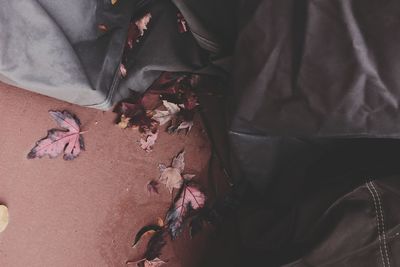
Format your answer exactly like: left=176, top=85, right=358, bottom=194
left=147, top=180, right=160, bottom=195
left=27, top=111, right=85, bottom=160
left=0, top=205, right=9, bottom=233
left=111, top=0, right=118, bottom=5
left=133, top=224, right=162, bottom=248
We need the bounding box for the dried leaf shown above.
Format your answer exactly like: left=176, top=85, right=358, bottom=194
left=159, top=167, right=182, bottom=193
left=135, top=13, right=152, bottom=36
left=27, top=111, right=85, bottom=160
left=166, top=183, right=206, bottom=239
left=0, top=205, right=9, bottom=233
left=152, top=100, right=180, bottom=126
left=143, top=258, right=165, bottom=267
left=168, top=120, right=194, bottom=134
left=140, top=131, right=158, bottom=152
left=133, top=224, right=162, bottom=248
left=111, top=0, right=118, bottom=5
left=146, top=180, right=160, bottom=195
left=115, top=102, right=157, bottom=133
left=171, top=151, right=185, bottom=173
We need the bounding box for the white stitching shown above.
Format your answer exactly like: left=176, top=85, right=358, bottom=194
left=366, top=181, right=386, bottom=267
left=370, top=181, right=391, bottom=267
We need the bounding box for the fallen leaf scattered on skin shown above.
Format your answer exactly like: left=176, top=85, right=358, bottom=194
left=140, top=131, right=158, bottom=152
left=27, top=110, right=85, bottom=160
left=166, top=182, right=206, bottom=239
left=133, top=224, right=162, bottom=248
left=147, top=180, right=160, bottom=195
left=0, top=205, right=9, bottom=233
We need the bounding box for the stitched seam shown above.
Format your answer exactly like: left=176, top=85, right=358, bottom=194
left=366, top=181, right=386, bottom=267
left=370, top=181, right=391, bottom=267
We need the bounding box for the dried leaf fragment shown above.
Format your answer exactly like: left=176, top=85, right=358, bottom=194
left=0, top=205, right=9, bottom=233
left=111, top=0, right=118, bottom=5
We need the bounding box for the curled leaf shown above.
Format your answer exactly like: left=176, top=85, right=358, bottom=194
left=133, top=224, right=162, bottom=248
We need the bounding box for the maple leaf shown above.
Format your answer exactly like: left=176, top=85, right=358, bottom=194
left=146, top=180, right=160, bottom=195
left=158, top=151, right=193, bottom=193
left=0, top=205, right=9, bottom=233
left=166, top=182, right=206, bottom=239
left=152, top=100, right=180, bottom=126
left=27, top=111, right=85, bottom=160
left=140, top=131, right=158, bottom=152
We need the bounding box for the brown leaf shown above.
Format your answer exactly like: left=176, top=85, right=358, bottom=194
left=152, top=100, right=180, bottom=126
left=111, top=0, right=118, bottom=5
left=0, top=205, right=9, bottom=233
left=27, top=111, right=85, bottom=160
left=159, top=167, right=182, bottom=193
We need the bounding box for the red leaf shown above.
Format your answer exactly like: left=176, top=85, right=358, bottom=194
left=27, top=111, right=85, bottom=160
left=166, top=183, right=206, bottom=238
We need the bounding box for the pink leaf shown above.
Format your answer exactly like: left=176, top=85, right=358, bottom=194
left=27, top=111, right=85, bottom=160
left=166, top=183, right=206, bottom=238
